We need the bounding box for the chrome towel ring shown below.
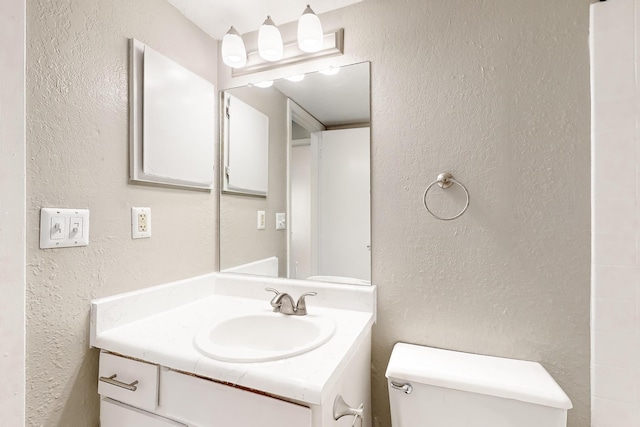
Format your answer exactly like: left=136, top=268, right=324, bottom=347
left=422, top=172, right=470, bottom=221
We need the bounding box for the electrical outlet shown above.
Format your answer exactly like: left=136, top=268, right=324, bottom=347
left=132, top=207, right=151, bottom=239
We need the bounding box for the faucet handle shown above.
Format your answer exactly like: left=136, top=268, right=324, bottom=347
left=295, top=292, right=317, bottom=315
left=265, top=288, right=283, bottom=312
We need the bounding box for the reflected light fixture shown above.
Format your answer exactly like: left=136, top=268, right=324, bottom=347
left=320, top=65, right=340, bottom=76
left=285, top=74, right=305, bottom=82
left=254, top=80, right=274, bottom=88
left=258, top=16, right=283, bottom=62
left=298, top=5, right=323, bottom=53
left=221, top=26, right=247, bottom=69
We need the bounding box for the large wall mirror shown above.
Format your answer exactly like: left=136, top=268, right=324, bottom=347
left=220, top=61, right=371, bottom=285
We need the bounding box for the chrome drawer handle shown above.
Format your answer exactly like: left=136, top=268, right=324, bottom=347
left=390, top=381, right=413, bottom=394
left=99, top=374, right=139, bottom=391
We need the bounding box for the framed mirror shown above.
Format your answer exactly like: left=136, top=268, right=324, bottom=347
left=219, top=62, right=371, bottom=285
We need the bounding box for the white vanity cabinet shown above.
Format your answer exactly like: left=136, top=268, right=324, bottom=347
left=98, top=351, right=312, bottom=427
left=91, top=273, right=376, bottom=427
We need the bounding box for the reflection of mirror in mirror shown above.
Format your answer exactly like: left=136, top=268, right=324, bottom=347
left=220, top=62, right=371, bottom=285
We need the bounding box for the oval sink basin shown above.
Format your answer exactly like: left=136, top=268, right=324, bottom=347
left=194, top=313, right=336, bottom=362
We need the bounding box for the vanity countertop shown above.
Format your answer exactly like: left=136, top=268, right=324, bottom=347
left=90, top=272, right=376, bottom=405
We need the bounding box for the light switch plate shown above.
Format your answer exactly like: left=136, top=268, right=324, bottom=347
left=257, top=211, right=266, bottom=230
left=40, top=208, right=90, bottom=249
left=276, top=212, right=286, bottom=230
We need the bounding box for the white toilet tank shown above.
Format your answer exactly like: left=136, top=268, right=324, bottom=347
left=385, top=343, right=572, bottom=427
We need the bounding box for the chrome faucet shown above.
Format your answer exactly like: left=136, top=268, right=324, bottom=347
left=265, top=288, right=317, bottom=316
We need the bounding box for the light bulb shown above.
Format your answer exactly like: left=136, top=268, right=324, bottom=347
left=286, top=74, right=305, bottom=82
left=298, top=5, right=323, bottom=53
left=254, top=80, right=274, bottom=88
left=221, top=26, right=247, bottom=69
left=320, top=66, right=340, bottom=76
left=258, top=16, right=283, bottom=62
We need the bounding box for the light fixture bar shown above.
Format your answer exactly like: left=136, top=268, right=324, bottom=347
left=232, top=28, right=344, bottom=77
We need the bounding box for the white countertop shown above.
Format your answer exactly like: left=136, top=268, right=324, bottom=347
left=91, top=273, right=376, bottom=405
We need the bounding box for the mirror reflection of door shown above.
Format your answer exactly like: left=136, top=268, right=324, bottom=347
left=317, top=128, right=371, bottom=282
left=219, top=62, right=371, bottom=285
left=290, top=125, right=370, bottom=282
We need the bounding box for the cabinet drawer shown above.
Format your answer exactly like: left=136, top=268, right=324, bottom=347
left=159, top=369, right=312, bottom=427
left=101, top=398, right=185, bottom=427
left=98, top=351, right=159, bottom=412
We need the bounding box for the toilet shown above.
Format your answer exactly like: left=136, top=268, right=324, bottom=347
left=385, top=343, right=572, bottom=427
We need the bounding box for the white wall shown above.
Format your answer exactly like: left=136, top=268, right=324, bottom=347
left=591, top=1, right=640, bottom=425
left=26, top=1, right=218, bottom=425
left=0, top=0, right=25, bottom=425
left=221, top=1, right=591, bottom=425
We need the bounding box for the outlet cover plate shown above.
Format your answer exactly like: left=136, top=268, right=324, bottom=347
left=132, top=207, right=151, bottom=239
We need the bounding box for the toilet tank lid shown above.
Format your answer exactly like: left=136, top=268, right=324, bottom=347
left=385, top=343, right=572, bottom=410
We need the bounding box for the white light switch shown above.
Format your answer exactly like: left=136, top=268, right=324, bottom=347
left=257, top=211, right=266, bottom=230
left=40, top=208, right=90, bottom=249
left=50, top=217, right=65, bottom=240
left=276, top=213, right=286, bottom=230
left=69, top=217, right=83, bottom=238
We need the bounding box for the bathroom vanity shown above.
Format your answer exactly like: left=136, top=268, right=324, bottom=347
left=90, top=273, right=376, bottom=427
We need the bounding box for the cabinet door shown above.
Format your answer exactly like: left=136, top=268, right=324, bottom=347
left=159, top=369, right=312, bottom=427
left=101, top=398, right=185, bottom=427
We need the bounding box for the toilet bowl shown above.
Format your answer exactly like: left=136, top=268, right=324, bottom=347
left=385, top=343, right=572, bottom=427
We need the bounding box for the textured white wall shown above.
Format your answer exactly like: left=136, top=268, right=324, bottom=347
left=0, top=0, right=25, bottom=426
left=221, top=1, right=592, bottom=426
left=26, top=1, right=218, bottom=425
left=591, top=1, right=640, bottom=425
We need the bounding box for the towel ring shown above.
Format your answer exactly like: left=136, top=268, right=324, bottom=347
left=422, top=173, right=469, bottom=221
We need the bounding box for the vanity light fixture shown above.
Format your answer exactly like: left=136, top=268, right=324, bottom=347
left=226, top=13, right=343, bottom=78
left=320, top=65, right=341, bottom=76
left=285, top=74, right=305, bottom=82
left=254, top=80, right=274, bottom=88
left=221, top=26, right=247, bottom=69
left=297, top=5, right=323, bottom=53
left=258, top=16, right=284, bottom=62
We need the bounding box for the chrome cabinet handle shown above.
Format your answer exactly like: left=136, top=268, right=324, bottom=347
left=99, top=374, right=139, bottom=391
left=390, top=381, right=413, bottom=394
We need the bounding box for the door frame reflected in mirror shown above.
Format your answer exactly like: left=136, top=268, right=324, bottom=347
left=286, top=99, right=326, bottom=280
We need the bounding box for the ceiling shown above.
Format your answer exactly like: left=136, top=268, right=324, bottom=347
left=166, top=0, right=363, bottom=40
left=273, top=62, right=369, bottom=127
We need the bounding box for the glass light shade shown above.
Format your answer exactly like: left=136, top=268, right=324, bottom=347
left=254, top=80, right=274, bottom=88
left=221, top=27, right=247, bottom=69
left=320, top=66, right=340, bottom=76
left=286, top=74, right=305, bottom=82
left=298, top=5, right=323, bottom=53
left=258, top=16, right=283, bottom=62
